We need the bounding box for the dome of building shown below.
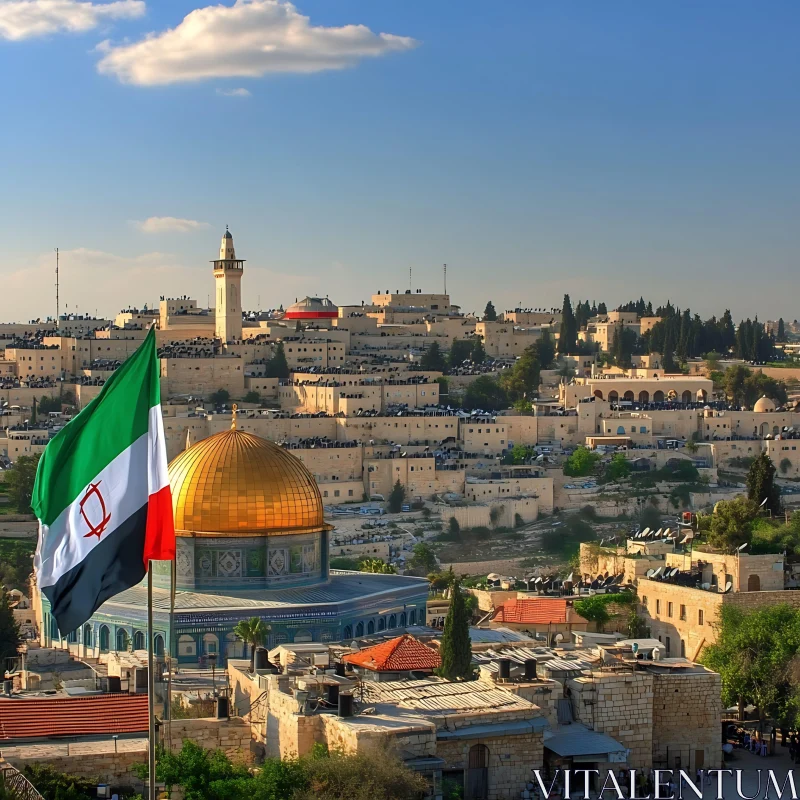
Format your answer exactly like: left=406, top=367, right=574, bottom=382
left=754, top=395, right=776, bottom=413
left=284, top=296, right=338, bottom=320
left=168, top=427, right=324, bottom=535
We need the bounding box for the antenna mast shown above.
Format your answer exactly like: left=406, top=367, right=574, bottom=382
left=409, top=267, right=412, bottom=292
left=55, top=248, right=59, bottom=326
left=443, top=263, right=447, bottom=295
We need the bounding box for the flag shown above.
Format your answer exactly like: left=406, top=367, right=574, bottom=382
left=33, top=326, right=175, bottom=634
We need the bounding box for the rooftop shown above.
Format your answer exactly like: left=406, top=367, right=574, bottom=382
left=490, top=598, right=588, bottom=626
left=343, top=635, right=441, bottom=672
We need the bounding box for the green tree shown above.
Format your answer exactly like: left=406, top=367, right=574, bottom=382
left=462, top=375, right=507, bottom=411
left=295, top=749, right=427, bottom=800
left=358, top=558, right=397, bottom=574
left=388, top=479, right=406, bottom=513
left=38, top=395, right=62, bottom=415
left=448, top=338, right=473, bottom=367
left=209, top=388, right=230, bottom=406
left=746, top=452, right=781, bottom=516
left=558, top=294, right=577, bottom=354
left=777, top=318, right=786, bottom=342
left=265, top=342, right=290, bottom=380
left=708, top=496, right=758, bottom=551
left=7, top=454, right=41, bottom=513
left=638, top=504, right=663, bottom=532
left=605, top=452, right=631, bottom=482
left=437, top=579, right=473, bottom=680
left=329, top=557, right=360, bottom=571
left=232, top=617, right=270, bottom=671
left=556, top=361, right=576, bottom=382
left=508, top=443, right=532, bottom=465
left=471, top=338, right=486, bottom=364
left=483, top=301, right=497, bottom=322
left=408, top=542, right=438, bottom=575
left=499, top=344, right=540, bottom=404
left=563, top=446, right=600, bottom=477
left=533, top=330, right=556, bottom=370
left=243, top=390, right=261, bottom=404
left=420, top=342, right=446, bottom=372
left=447, top=516, right=461, bottom=540
left=0, top=587, right=22, bottom=668
left=21, top=764, right=103, bottom=800
left=702, top=605, right=800, bottom=731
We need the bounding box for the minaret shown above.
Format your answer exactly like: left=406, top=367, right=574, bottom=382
left=212, top=226, right=244, bottom=342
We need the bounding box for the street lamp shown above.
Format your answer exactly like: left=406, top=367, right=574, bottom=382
left=208, top=653, right=217, bottom=697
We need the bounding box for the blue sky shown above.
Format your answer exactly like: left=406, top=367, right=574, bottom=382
left=1, top=0, right=798, bottom=323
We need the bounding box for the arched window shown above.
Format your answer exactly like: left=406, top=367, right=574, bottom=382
left=83, top=624, right=93, bottom=648
left=367, top=620, right=375, bottom=635
left=293, top=630, right=312, bottom=643
left=639, top=391, right=649, bottom=403
left=115, top=628, right=129, bottom=652
left=99, top=625, right=110, bottom=653
left=178, top=634, right=196, bottom=657
left=49, top=615, right=60, bottom=641
left=343, top=625, right=352, bottom=640
left=409, top=609, right=416, bottom=625
left=67, top=629, right=78, bottom=644
left=378, top=618, right=386, bottom=632
left=203, top=633, right=219, bottom=654
left=355, top=621, right=364, bottom=637
left=154, top=634, right=165, bottom=657
left=388, top=614, right=397, bottom=629
left=609, top=391, right=619, bottom=403
left=748, top=575, right=761, bottom=592
left=225, top=632, right=241, bottom=659
left=400, top=612, right=407, bottom=627
left=133, top=630, right=145, bottom=650
left=617, top=426, right=626, bottom=435
left=623, top=391, right=634, bottom=401
left=682, top=390, right=692, bottom=404
left=654, top=391, right=665, bottom=403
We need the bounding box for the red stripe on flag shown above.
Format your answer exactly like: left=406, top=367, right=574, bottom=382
left=143, top=484, right=176, bottom=565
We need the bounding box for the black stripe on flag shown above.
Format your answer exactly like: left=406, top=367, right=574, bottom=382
left=42, top=503, right=149, bottom=634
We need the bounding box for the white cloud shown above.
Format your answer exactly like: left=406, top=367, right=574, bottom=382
left=134, top=216, right=211, bottom=233
left=216, top=87, right=251, bottom=97
left=0, top=0, right=144, bottom=41
left=96, top=0, right=418, bottom=86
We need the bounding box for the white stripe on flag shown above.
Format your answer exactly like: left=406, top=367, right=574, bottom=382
left=36, top=405, right=170, bottom=588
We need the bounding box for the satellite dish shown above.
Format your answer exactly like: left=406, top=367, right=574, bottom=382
left=554, top=633, right=564, bottom=644
left=632, top=642, right=639, bottom=654
left=652, top=567, right=663, bottom=578
left=737, top=542, right=749, bottom=552
left=350, top=641, right=360, bottom=650
left=724, top=581, right=733, bottom=593
left=652, top=648, right=662, bottom=661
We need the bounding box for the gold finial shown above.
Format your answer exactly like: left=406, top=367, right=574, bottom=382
left=231, top=403, right=238, bottom=430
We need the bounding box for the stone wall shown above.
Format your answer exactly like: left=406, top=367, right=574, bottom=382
left=435, top=730, right=544, bottom=800
left=5, top=747, right=147, bottom=788
left=651, top=671, right=722, bottom=772
left=167, top=718, right=253, bottom=763
left=568, top=671, right=654, bottom=768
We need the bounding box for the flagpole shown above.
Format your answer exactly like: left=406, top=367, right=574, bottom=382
left=147, top=560, right=156, bottom=800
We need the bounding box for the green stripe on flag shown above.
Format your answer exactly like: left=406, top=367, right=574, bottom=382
left=32, top=326, right=161, bottom=525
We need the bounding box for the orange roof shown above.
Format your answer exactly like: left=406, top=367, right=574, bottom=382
left=491, top=598, right=588, bottom=626
left=343, top=635, right=442, bottom=672
left=0, top=694, right=150, bottom=740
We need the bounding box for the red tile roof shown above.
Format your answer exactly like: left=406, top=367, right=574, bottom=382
left=0, top=694, right=150, bottom=740
left=343, top=635, right=442, bottom=672
left=491, top=598, right=588, bottom=626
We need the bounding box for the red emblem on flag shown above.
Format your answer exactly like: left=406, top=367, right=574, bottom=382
left=80, top=481, right=112, bottom=540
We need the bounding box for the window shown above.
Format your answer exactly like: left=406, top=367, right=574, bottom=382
left=679, top=605, right=686, bottom=621
left=666, top=636, right=671, bottom=655
left=656, top=599, right=661, bottom=614
left=641, top=596, right=647, bottom=608
left=698, top=610, right=704, bottom=626
left=667, top=602, right=673, bottom=618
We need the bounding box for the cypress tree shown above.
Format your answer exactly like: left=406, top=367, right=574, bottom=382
left=483, top=301, right=497, bottom=322
left=558, top=294, right=577, bottom=354
left=437, top=579, right=473, bottom=681
left=746, top=452, right=781, bottom=516
left=0, top=587, right=22, bottom=667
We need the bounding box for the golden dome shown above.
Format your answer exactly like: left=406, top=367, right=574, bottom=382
left=168, top=428, right=325, bottom=535
left=754, top=395, right=776, bottom=413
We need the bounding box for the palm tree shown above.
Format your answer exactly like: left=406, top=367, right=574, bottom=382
left=556, top=361, right=576, bottom=382
left=233, top=617, right=270, bottom=671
